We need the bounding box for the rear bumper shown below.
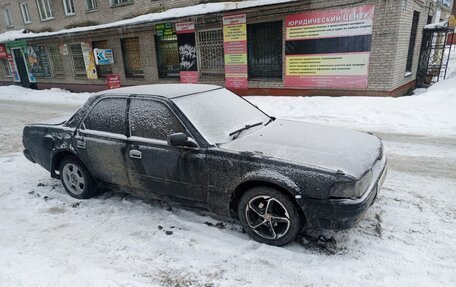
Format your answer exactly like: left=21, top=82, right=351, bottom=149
left=305, top=157, right=387, bottom=230
left=23, top=149, right=36, bottom=163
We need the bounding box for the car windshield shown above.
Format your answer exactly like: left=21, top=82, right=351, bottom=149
left=173, top=88, right=270, bottom=144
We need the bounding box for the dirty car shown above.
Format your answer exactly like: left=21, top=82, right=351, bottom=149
left=22, top=84, right=387, bottom=246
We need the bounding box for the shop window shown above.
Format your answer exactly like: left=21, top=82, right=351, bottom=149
left=3, top=7, right=13, bottom=27
left=36, top=0, right=54, bottom=20
left=20, top=2, right=32, bottom=24
left=93, top=40, right=112, bottom=78
left=28, top=45, right=51, bottom=78
left=110, top=0, right=133, bottom=7
left=63, top=0, right=75, bottom=16
left=121, top=37, right=144, bottom=78
left=406, top=11, right=420, bottom=73
left=0, top=59, right=12, bottom=77
left=155, top=34, right=179, bottom=78
left=69, top=44, right=87, bottom=76
left=197, top=29, right=224, bottom=77
left=247, top=21, right=283, bottom=78
left=48, top=45, right=64, bottom=76
left=86, top=0, right=97, bottom=11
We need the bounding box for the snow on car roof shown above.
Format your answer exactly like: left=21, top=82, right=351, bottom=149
left=100, top=84, right=222, bottom=98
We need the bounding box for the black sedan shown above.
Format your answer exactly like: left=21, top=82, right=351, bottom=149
left=22, top=84, right=387, bottom=246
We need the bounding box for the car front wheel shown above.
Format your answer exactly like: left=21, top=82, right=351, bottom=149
left=59, top=156, right=97, bottom=199
left=238, top=187, right=302, bottom=246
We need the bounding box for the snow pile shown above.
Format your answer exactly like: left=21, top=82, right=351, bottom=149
left=0, top=85, right=91, bottom=105
left=0, top=0, right=297, bottom=43
left=249, top=54, right=456, bottom=137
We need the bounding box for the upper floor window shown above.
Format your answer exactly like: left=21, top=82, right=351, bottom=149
left=63, top=0, right=75, bottom=16
left=86, top=0, right=97, bottom=11
left=110, top=0, right=134, bottom=7
left=3, top=7, right=13, bottom=27
left=36, top=0, right=54, bottom=21
left=19, top=2, right=32, bottom=24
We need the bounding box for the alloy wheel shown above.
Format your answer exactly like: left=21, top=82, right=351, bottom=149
left=62, top=163, right=86, bottom=195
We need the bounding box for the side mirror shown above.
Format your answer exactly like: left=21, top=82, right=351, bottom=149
left=168, top=132, right=198, bottom=148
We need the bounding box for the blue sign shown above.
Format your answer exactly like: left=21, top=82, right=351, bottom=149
left=94, top=48, right=114, bottom=65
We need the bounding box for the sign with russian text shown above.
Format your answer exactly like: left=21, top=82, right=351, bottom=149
left=7, top=54, right=20, bottom=82
left=27, top=45, right=51, bottom=77
left=0, top=45, right=7, bottom=58
left=177, top=21, right=198, bottom=83
left=81, top=42, right=98, bottom=80
left=156, top=22, right=173, bottom=36
left=223, top=14, right=248, bottom=89
left=94, top=49, right=114, bottom=65
left=285, top=5, right=375, bottom=89
left=106, top=74, right=121, bottom=89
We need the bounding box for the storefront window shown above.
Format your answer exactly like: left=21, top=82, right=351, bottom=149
left=155, top=34, right=180, bottom=78
left=69, top=43, right=87, bottom=76
left=121, top=37, right=144, bottom=78
left=0, top=59, right=12, bottom=77
left=48, top=45, right=64, bottom=76
left=247, top=21, right=283, bottom=78
left=27, top=45, right=51, bottom=78
left=197, top=29, right=224, bottom=78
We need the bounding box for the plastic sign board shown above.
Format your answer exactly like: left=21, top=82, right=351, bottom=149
left=176, top=21, right=198, bottom=83
left=94, top=49, right=114, bottom=65
left=223, top=14, right=248, bottom=89
left=155, top=22, right=173, bottom=36
left=0, top=45, right=7, bottom=58
left=81, top=42, right=98, bottom=80
left=285, top=5, right=375, bottom=89
left=106, top=74, right=121, bottom=89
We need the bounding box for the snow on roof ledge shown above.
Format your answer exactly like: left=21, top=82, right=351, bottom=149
left=0, top=0, right=297, bottom=43
left=424, top=21, right=449, bottom=30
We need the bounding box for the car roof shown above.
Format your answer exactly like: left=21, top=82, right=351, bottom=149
left=97, top=84, right=222, bottom=98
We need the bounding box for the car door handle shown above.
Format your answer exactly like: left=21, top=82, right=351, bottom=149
left=76, top=140, right=86, bottom=149
left=129, top=149, right=142, bottom=159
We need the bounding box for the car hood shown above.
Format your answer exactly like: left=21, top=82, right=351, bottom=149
left=219, top=120, right=382, bottom=179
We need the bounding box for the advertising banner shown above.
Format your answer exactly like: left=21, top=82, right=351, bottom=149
left=176, top=21, right=198, bottom=83
left=106, top=74, right=121, bottom=89
left=156, top=22, right=173, bottom=36
left=223, top=14, right=248, bottom=89
left=285, top=5, right=375, bottom=89
left=81, top=42, right=98, bottom=80
left=7, top=54, right=20, bottom=82
left=0, top=45, right=7, bottom=58
left=94, top=49, right=114, bottom=65
left=27, top=45, right=51, bottom=77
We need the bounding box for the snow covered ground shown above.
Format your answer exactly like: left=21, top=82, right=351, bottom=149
left=1, top=63, right=456, bottom=286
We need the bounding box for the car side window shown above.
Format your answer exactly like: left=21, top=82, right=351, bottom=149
left=129, top=99, right=185, bottom=141
left=83, top=98, right=127, bottom=134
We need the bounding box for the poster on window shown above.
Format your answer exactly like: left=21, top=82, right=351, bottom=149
left=223, top=14, right=248, bottom=89
left=81, top=42, right=98, bottom=80
left=7, top=54, right=20, bottom=82
left=285, top=5, right=375, bottom=89
left=94, top=49, right=114, bottom=65
left=176, top=22, right=198, bottom=83
left=0, top=45, right=7, bottom=58
left=27, top=45, right=51, bottom=77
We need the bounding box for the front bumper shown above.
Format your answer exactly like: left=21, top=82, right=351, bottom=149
left=305, top=156, right=387, bottom=230
left=23, top=149, right=36, bottom=163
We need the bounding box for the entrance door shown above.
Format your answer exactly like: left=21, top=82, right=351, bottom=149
left=12, top=48, right=30, bottom=88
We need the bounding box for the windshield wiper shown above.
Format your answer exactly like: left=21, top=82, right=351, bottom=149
left=229, top=122, right=263, bottom=140
left=265, top=116, right=276, bottom=126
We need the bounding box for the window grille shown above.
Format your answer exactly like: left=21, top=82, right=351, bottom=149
left=247, top=21, right=283, bottom=78
left=48, top=45, right=64, bottom=76
left=69, top=44, right=87, bottom=76
left=121, top=37, right=144, bottom=78
left=197, top=29, right=224, bottom=77
left=406, top=11, right=420, bottom=73
left=93, top=40, right=112, bottom=78
left=155, top=35, right=180, bottom=78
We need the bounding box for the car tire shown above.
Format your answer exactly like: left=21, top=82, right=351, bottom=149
left=238, top=186, right=302, bottom=246
left=59, top=156, right=98, bottom=199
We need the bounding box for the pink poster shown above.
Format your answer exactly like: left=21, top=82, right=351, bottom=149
left=223, top=14, right=248, bottom=89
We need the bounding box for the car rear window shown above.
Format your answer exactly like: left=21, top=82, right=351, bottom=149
left=83, top=98, right=127, bottom=134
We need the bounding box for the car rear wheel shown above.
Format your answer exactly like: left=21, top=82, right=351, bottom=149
left=59, top=156, right=97, bottom=199
left=238, top=187, right=302, bottom=246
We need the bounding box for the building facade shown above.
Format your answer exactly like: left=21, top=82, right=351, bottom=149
left=0, top=0, right=453, bottom=96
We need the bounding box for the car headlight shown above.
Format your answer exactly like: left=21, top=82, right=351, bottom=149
left=330, top=171, right=373, bottom=199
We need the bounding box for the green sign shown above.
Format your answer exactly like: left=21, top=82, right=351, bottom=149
left=155, top=22, right=173, bottom=37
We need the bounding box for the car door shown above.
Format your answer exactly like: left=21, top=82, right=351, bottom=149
left=125, top=97, right=208, bottom=203
left=73, top=96, right=130, bottom=187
